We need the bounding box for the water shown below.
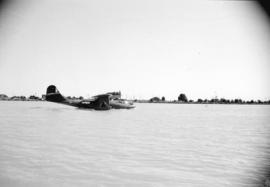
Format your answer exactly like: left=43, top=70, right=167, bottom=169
left=0, top=101, right=270, bottom=187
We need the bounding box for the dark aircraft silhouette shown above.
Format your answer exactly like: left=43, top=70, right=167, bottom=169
left=45, top=85, right=135, bottom=110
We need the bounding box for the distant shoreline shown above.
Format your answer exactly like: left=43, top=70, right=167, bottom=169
left=1, top=93, right=269, bottom=105
left=1, top=100, right=269, bottom=105
left=134, top=100, right=270, bottom=105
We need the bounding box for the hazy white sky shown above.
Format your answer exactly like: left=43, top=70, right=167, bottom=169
left=0, top=0, right=269, bottom=100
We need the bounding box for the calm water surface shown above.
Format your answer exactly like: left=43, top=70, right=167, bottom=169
left=0, top=101, right=270, bottom=187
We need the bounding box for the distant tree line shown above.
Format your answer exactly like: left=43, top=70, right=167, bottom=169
left=147, top=93, right=270, bottom=104
left=0, top=94, right=42, bottom=101
left=195, top=98, right=269, bottom=104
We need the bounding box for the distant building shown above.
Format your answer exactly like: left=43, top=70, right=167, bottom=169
left=10, top=96, right=26, bottom=101
left=29, top=95, right=41, bottom=100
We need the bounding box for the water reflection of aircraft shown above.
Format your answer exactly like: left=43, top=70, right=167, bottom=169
left=45, top=85, right=135, bottom=110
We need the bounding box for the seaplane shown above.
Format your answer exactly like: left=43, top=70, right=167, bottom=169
left=45, top=85, right=135, bottom=110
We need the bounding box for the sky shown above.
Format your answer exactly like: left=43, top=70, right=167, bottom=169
left=0, top=0, right=269, bottom=100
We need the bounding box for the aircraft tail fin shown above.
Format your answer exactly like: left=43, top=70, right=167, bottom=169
left=45, top=85, right=66, bottom=103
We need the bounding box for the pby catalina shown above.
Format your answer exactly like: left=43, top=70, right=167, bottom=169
left=45, top=85, right=135, bottom=110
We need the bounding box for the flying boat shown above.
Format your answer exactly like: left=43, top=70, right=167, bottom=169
left=45, top=85, right=135, bottom=110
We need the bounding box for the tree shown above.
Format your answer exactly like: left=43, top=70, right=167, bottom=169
left=161, top=96, right=165, bottom=101
left=220, top=98, right=228, bottom=103
left=178, top=93, right=188, bottom=102
left=210, top=98, right=219, bottom=103
left=197, top=98, right=203, bottom=103
left=234, top=99, right=242, bottom=104
left=203, top=99, right=209, bottom=103
left=149, top=97, right=160, bottom=102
